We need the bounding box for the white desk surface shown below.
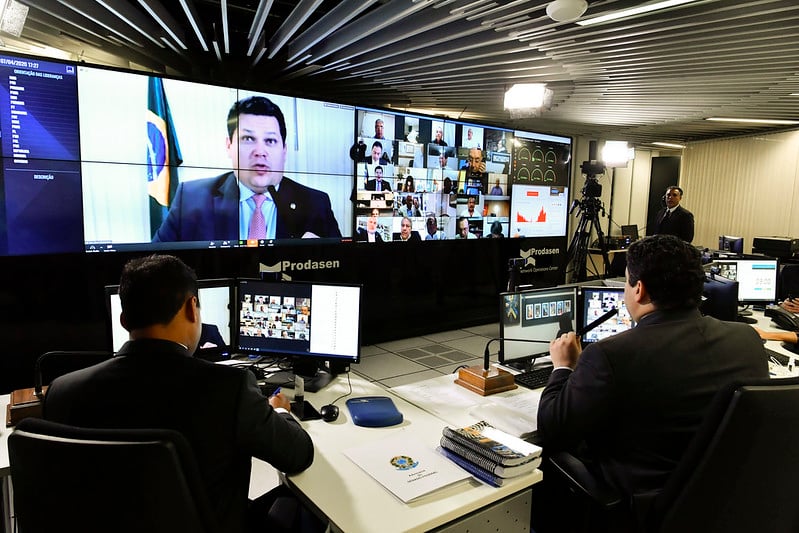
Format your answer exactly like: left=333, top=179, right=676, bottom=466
left=254, top=374, right=542, bottom=533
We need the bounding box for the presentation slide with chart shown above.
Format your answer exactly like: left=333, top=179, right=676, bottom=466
left=509, top=185, right=569, bottom=238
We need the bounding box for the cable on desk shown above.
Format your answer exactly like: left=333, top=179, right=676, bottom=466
left=325, top=371, right=353, bottom=406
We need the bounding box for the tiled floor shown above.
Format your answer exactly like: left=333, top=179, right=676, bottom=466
left=352, top=322, right=501, bottom=388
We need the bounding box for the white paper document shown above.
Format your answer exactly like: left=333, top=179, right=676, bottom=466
left=343, top=432, right=471, bottom=503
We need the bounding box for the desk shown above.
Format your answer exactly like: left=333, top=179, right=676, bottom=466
left=254, top=375, right=542, bottom=533
left=747, top=309, right=799, bottom=378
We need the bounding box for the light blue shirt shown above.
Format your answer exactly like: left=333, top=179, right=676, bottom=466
left=238, top=181, right=277, bottom=240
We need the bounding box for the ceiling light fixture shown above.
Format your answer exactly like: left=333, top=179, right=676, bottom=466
left=0, top=0, right=27, bottom=38
left=546, top=0, right=588, bottom=23
left=577, top=0, right=697, bottom=27
left=504, top=83, right=552, bottom=118
left=652, top=142, right=685, bottom=149
left=706, top=117, right=799, bottom=126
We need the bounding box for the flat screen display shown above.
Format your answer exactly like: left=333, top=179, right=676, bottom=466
left=499, top=285, right=578, bottom=364
left=714, top=258, right=779, bottom=304
left=235, top=279, right=361, bottom=363
left=105, top=278, right=234, bottom=353
left=0, top=49, right=573, bottom=256
left=579, top=286, right=634, bottom=344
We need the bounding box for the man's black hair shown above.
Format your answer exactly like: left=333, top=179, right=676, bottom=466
left=226, top=96, right=286, bottom=145
left=119, top=255, right=199, bottom=330
left=371, top=140, right=383, bottom=150
left=666, top=185, right=684, bottom=196
left=626, top=234, right=705, bottom=311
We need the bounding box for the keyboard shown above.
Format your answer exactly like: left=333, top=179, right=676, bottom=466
left=514, top=365, right=555, bottom=390
left=765, top=347, right=791, bottom=367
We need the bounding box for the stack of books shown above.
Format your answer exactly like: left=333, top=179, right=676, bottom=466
left=438, top=420, right=542, bottom=487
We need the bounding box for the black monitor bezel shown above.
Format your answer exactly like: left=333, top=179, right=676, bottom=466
left=233, top=278, right=362, bottom=364
left=498, top=285, right=578, bottom=366
left=104, top=277, right=235, bottom=355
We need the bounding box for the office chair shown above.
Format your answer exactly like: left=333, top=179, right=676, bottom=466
left=778, top=263, right=799, bottom=301
left=34, top=350, right=113, bottom=396
left=546, top=377, right=799, bottom=533
left=9, top=417, right=220, bottom=533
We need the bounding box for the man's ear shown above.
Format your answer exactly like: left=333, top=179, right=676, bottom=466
left=185, top=296, right=200, bottom=324
left=634, top=280, right=650, bottom=305
left=119, top=313, right=128, bottom=331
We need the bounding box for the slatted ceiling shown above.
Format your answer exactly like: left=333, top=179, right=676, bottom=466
left=10, top=0, right=799, bottom=145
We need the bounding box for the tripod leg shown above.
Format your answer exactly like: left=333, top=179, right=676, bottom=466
left=590, top=213, right=611, bottom=278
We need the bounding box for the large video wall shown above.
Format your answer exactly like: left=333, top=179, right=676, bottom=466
left=0, top=52, right=572, bottom=256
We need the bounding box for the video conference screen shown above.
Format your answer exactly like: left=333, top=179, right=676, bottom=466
left=580, top=287, right=634, bottom=344
left=235, top=279, right=361, bottom=363
left=352, top=110, right=573, bottom=241
left=0, top=50, right=573, bottom=256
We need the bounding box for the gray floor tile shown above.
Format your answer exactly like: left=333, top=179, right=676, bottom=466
left=380, top=369, right=445, bottom=388
left=374, top=337, right=429, bottom=352
left=397, top=348, right=434, bottom=360
left=360, top=344, right=389, bottom=357
left=352, top=353, right=428, bottom=381
left=416, top=355, right=456, bottom=368
left=441, top=335, right=492, bottom=357
left=422, top=344, right=455, bottom=355
left=438, top=358, right=483, bottom=375
left=462, top=323, right=500, bottom=337
left=421, top=329, right=474, bottom=343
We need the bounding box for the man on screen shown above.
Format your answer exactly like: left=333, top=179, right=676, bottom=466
left=361, top=140, right=391, bottom=166
left=152, top=96, right=341, bottom=242
left=365, top=166, right=392, bottom=191
left=373, top=118, right=386, bottom=139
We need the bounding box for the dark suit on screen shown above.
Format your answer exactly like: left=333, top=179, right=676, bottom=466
left=43, top=338, right=314, bottom=533
left=653, top=205, right=694, bottom=243
left=365, top=178, right=392, bottom=191
left=152, top=172, right=341, bottom=242
left=537, top=308, right=767, bottom=516
left=355, top=227, right=383, bottom=242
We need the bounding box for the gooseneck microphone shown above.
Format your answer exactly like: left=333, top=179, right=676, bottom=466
left=577, top=307, right=619, bottom=337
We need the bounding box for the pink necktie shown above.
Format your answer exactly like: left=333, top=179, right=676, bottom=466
left=248, top=194, right=267, bottom=239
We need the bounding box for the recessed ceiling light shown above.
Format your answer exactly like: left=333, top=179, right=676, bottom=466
left=706, top=117, right=799, bottom=126
left=577, top=0, right=697, bottom=26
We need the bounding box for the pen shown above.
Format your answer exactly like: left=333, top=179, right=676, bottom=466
left=271, top=387, right=281, bottom=397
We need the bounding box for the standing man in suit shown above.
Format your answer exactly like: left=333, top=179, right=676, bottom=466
left=653, top=185, right=694, bottom=242
left=43, top=255, right=319, bottom=532
left=365, top=166, right=392, bottom=191
left=533, top=235, right=767, bottom=532
left=152, top=96, right=341, bottom=242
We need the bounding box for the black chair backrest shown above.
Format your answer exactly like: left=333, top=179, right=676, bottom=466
left=778, top=264, right=799, bottom=301
left=9, top=417, right=220, bottom=533
left=651, top=377, right=799, bottom=533
left=34, top=350, right=113, bottom=396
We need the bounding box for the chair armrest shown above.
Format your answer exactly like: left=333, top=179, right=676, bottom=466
left=547, top=452, right=624, bottom=509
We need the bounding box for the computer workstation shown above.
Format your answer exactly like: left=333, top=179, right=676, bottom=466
left=497, top=284, right=634, bottom=390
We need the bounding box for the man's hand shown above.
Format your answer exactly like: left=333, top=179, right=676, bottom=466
left=782, top=299, right=799, bottom=314
left=549, top=331, right=582, bottom=370
left=269, top=392, right=291, bottom=412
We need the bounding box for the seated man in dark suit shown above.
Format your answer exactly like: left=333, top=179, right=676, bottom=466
left=652, top=186, right=694, bottom=242
left=152, top=96, right=341, bottom=242
left=43, top=255, right=318, bottom=533
left=533, top=235, right=768, bottom=532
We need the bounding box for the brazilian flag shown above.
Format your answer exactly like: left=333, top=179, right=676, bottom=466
left=146, top=76, right=183, bottom=238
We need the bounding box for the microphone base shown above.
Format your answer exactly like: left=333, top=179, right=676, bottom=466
left=455, top=366, right=517, bottom=396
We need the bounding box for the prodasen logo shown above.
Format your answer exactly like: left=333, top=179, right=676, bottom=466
left=260, top=258, right=341, bottom=280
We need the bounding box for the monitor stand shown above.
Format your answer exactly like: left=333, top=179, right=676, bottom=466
left=260, top=359, right=338, bottom=393
left=737, top=307, right=757, bottom=324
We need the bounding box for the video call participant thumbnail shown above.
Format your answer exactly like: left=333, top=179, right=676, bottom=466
left=152, top=96, right=341, bottom=242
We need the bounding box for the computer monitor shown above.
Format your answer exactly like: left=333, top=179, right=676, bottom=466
left=105, top=278, right=234, bottom=357
left=498, top=286, right=578, bottom=367
left=234, top=279, right=361, bottom=388
left=579, top=287, right=634, bottom=344
left=713, top=257, right=779, bottom=305
left=621, top=225, right=640, bottom=241
left=718, top=235, right=744, bottom=254
left=700, top=274, right=739, bottom=322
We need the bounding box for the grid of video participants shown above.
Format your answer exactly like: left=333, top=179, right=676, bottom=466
left=352, top=110, right=549, bottom=243
left=582, top=288, right=634, bottom=343
left=239, top=292, right=310, bottom=341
